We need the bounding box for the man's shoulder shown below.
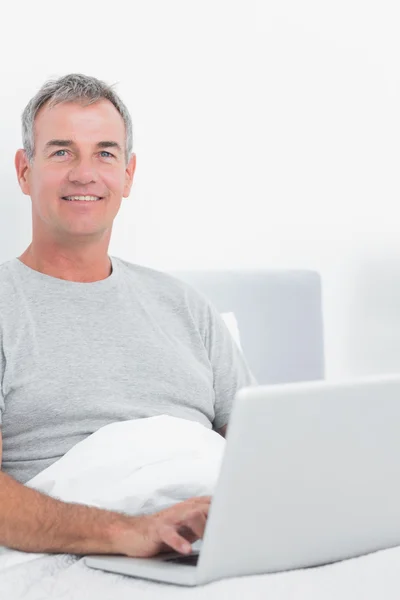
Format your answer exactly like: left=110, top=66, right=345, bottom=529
left=116, top=256, right=182, bottom=286
left=0, top=258, right=15, bottom=275
left=0, top=259, right=18, bottom=295
left=0, top=260, right=20, bottom=324
left=115, top=257, right=210, bottom=309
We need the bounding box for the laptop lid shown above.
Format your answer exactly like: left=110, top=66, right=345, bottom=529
left=197, top=373, right=400, bottom=583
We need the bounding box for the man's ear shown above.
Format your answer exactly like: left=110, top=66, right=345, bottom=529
left=123, top=152, right=136, bottom=198
left=15, top=149, right=31, bottom=196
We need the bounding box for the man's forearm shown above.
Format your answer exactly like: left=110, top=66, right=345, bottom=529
left=0, top=470, right=132, bottom=554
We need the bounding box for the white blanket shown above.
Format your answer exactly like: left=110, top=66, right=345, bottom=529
left=1, top=415, right=400, bottom=600
left=0, top=415, right=225, bottom=570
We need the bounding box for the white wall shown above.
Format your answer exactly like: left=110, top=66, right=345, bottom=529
left=1, top=0, right=399, bottom=380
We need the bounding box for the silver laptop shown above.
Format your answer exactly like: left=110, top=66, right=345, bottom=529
left=85, top=373, right=400, bottom=586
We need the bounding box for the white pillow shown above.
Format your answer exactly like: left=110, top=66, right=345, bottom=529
left=221, top=312, right=243, bottom=351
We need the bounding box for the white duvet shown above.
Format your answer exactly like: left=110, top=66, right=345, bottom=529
left=1, top=414, right=400, bottom=600
left=0, top=415, right=225, bottom=570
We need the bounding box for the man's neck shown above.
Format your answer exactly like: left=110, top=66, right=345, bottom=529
left=18, top=246, right=113, bottom=283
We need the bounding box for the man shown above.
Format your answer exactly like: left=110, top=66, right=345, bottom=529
left=0, top=74, right=256, bottom=558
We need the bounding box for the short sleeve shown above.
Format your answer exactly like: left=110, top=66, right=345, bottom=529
left=204, top=302, right=257, bottom=431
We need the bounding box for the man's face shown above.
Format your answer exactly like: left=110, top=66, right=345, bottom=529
left=16, top=99, right=136, bottom=242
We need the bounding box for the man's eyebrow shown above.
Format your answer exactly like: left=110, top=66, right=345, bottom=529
left=96, top=141, right=123, bottom=153
left=44, top=139, right=74, bottom=149
left=43, top=140, right=123, bottom=153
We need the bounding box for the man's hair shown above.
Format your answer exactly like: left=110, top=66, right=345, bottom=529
left=22, top=73, right=133, bottom=164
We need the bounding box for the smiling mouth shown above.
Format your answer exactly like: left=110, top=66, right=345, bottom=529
left=61, top=195, right=104, bottom=202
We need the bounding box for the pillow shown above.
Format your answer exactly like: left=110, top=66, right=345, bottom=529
left=221, top=312, right=243, bottom=351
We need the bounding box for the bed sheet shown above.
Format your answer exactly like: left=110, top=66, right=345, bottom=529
left=1, top=545, right=400, bottom=600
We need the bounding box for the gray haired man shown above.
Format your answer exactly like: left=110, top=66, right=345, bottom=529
left=0, top=74, right=256, bottom=558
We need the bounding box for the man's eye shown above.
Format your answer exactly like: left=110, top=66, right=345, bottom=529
left=100, top=151, right=114, bottom=158
left=54, top=150, right=68, bottom=157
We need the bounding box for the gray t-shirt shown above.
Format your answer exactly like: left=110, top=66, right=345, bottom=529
left=0, top=255, right=256, bottom=483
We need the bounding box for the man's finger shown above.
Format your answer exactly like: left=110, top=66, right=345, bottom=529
left=159, top=524, right=192, bottom=554
left=182, top=498, right=211, bottom=514
left=190, top=495, right=212, bottom=504
left=180, top=511, right=207, bottom=540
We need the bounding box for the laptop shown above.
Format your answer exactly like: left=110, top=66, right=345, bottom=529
left=85, top=373, right=400, bottom=586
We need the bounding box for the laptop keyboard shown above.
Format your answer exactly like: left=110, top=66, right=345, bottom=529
left=164, top=553, right=199, bottom=566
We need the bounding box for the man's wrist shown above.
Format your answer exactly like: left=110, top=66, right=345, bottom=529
left=106, top=512, right=149, bottom=556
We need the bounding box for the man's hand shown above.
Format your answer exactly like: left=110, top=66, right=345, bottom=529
left=110, top=496, right=211, bottom=558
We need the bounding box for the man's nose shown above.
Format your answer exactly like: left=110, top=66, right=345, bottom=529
left=68, top=159, right=98, bottom=185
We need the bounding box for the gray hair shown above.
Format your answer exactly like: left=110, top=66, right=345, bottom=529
left=22, top=73, right=133, bottom=164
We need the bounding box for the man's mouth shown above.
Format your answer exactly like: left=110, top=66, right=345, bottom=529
left=61, top=195, right=103, bottom=202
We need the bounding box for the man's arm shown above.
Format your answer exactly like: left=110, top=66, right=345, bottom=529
left=0, top=468, right=130, bottom=554
left=204, top=303, right=257, bottom=434
left=0, top=431, right=210, bottom=557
